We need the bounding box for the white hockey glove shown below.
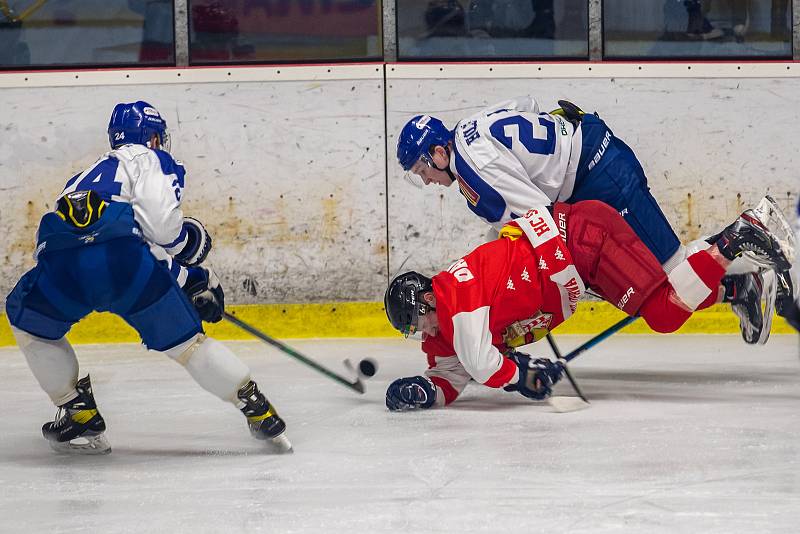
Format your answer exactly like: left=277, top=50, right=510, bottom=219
left=175, top=217, right=212, bottom=266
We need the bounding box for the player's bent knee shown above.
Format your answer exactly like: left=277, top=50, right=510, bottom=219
left=638, top=285, right=693, bottom=334
left=125, top=283, right=203, bottom=352
left=11, top=326, right=52, bottom=348
left=164, top=333, right=206, bottom=363
left=164, top=334, right=251, bottom=403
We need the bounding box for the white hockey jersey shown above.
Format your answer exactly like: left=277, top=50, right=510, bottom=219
left=449, top=96, right=583, bottom=230
left=59, top=144, right=189, bottom=285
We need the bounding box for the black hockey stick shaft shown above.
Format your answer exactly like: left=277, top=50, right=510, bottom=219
left=544, top=316, right=638, bottom=402
left=562, top=315, right=638, bottom=363
left=545, top=333, right=589, bottom=403
left=223, top=312, right=365, bottom=394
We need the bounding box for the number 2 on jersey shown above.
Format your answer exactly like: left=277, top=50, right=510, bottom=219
left=489, top=115, right=556, bottom=155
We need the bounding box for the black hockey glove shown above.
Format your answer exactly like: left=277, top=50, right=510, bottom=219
left=182, top=266, right=224, bottom=323
left=175, top=217, right=212, bottom=266
left=503, top=351, right=563, bottom=401
left=386, top=376, right=437, bottom=411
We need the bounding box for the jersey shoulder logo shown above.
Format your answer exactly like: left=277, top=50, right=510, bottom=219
left=521, top=267, right=531, bottom=282
left=456, top=176, right=480, bottom=207
left=554, top=247, right=565, bottom=261
left=506, top=277, right=515, bottom=290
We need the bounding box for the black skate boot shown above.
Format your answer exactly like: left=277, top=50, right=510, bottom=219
left=715, top=210, right=792, bottom=271
left=237, top=380, right=292, bottom=453
left=722, top=272, right=767, bottom=345
left=42, top=375, right=111, bottom=455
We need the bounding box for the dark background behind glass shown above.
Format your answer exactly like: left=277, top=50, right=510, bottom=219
left=604, top=0, right=792, bottom=59
left=0, top=1, right=795, bottom=69
left=397, top=0, right=589, bottom=60
left=188, top=0, right=382, bottom=64
left=0, top=0, right=174, bottom=69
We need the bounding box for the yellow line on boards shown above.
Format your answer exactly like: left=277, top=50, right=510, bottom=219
left=0, top=302, right=795, bottom=347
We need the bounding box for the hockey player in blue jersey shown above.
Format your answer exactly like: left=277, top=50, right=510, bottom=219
left=776, top=198, right=799, bottom=332
left=5, top=101, right=291, bottom=454
left=396, top=97, right=768, bottom=344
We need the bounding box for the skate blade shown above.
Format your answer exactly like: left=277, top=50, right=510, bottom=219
left=740, top=251, right=784, bottom=271
left=548, top=396, right=590, bottom=413
left=753, top=196, right=796, bottom=263
left=732, top=307, right=758, bottom=344
left=266, top=433, right=293, bottom=454
left=47, top=433, right=112, bottom=455
left=758, top=269, right=776, bottom=345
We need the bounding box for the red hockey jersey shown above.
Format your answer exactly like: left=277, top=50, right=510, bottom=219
left=422, top=206, right=585, bottom=405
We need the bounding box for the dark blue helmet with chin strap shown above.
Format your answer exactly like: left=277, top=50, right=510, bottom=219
left=107, top=101, right=170, bottom=152
left=384, top=271, right=434, bottom=339
left=396, top=115, right=452, bottom=171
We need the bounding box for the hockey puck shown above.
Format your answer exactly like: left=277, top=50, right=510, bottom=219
left=358, top=358, right=377, bottom=378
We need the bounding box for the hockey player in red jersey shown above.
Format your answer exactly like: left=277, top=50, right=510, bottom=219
left=383, top=200, right=792, bottom=410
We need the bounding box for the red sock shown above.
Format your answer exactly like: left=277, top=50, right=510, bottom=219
left=639, top=251, right=726, bottom=332
left=687, top=251, right=726, bottom=308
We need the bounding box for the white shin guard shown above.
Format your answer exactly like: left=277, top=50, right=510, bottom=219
left=165, top=335, right=251, bottom=404
left=12, top=327, right=79, bottom=406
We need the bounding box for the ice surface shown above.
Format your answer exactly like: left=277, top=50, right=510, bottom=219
left=1, top=335, right=799, bottom=533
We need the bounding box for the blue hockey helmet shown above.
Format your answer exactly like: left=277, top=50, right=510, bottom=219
left=107, top=101, right=170, bottom=151
left=396, top=115, right=453, bottom=171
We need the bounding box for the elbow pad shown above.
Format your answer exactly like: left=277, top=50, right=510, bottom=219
left=175, top=217, right=212, bottom=266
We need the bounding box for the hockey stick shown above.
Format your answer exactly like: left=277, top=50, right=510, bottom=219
left=546, top=334, right=588, bottom=401
left=545, top=333, right=589, bottom=412
left=222, top=311, right=365, bottom=394
left=542, top=316, right=638, bottom=412
left=562, top=315, right=639, bottom=363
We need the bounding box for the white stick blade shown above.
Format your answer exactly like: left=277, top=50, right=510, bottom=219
left=548, top=396, right=590, bottom=413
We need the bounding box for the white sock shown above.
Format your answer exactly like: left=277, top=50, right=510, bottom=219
left=12, top=327, right=79, bottom=406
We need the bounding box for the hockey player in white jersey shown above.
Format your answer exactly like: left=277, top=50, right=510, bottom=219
left=5, top=101, right=291, bottom=454
left=396, top=97, right=767, bottom=343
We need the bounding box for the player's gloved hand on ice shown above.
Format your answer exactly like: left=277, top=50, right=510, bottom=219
left=182, top=266, right=225, bottom=323
left=386, top=376, right=437, bottom=411
left=503, top=351, right=563, bottom=400
left=175, top=217, right=212, bottom=266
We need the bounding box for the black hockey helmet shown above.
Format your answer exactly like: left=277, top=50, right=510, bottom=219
left=384, top=271, right=433, bottom=338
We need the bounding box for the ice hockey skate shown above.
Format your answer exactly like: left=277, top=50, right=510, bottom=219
left=41, top=375, right=111, bottom=455
left=724, top=271, right=772, bottom=345
left=715, top=209, right=792, bottom=271
left=237, top=380, right=292, bottom=453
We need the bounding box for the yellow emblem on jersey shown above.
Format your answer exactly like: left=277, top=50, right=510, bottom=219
left=499, top=224, right=524, bottom=241
left=502, top=312, right=553, bottom=348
